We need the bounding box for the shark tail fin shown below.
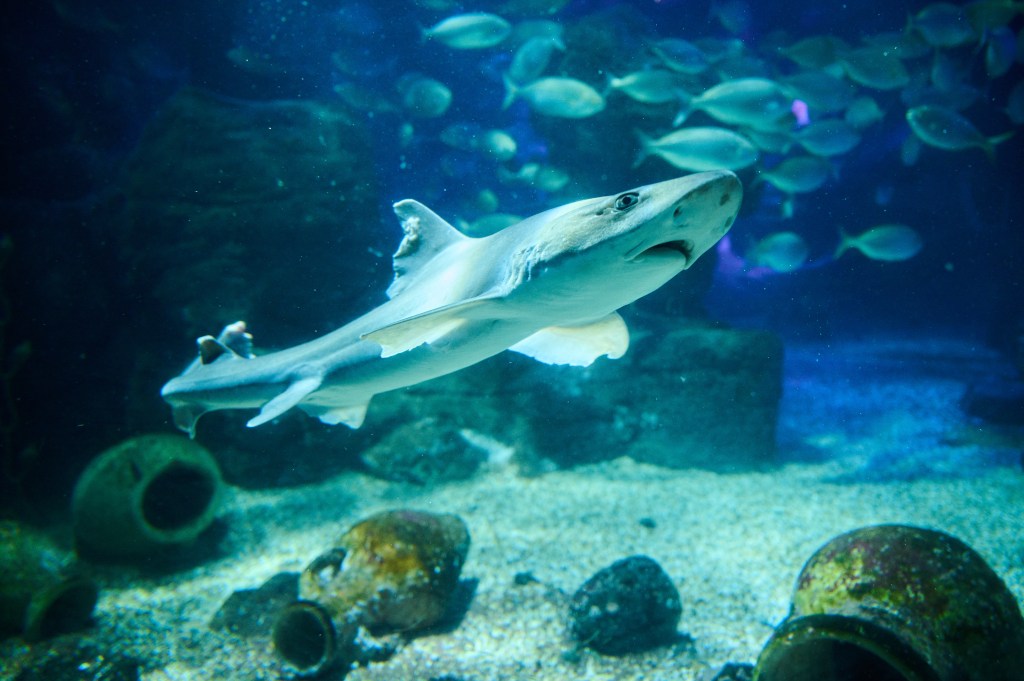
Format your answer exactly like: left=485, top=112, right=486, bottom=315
left=163, top=321, right=256, bottom=438
left=171, top=403, right=206, bottom=439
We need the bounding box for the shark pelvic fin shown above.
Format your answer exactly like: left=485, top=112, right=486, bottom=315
left=300, top=403, right=370, bottom=429
left=247, top=375, right=322, bottom=428
left=362, top=295, right=499, bottom=358
left=509, top=312, right=630, bottom=366
left=388, top=200, right=471, bottom=299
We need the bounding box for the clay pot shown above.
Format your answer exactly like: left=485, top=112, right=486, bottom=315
left=72, top=434, right=223, bottom=560
left=755, top=524, right=1024, bottom=681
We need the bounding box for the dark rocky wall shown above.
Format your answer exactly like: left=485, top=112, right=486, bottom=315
left=3, top=86, right=383, bottom=513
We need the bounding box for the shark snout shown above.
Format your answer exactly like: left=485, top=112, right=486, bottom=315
left=698, top=171, right=742, bottom=240
left=679, top=170, right=741, bottom=229
left=712, top=171, right=742, bottom=231
left=662, top=171, right=741, bottom=228
left=666, top=171, right=742, bottom=267
left=623, top=171, right=742, bottom=268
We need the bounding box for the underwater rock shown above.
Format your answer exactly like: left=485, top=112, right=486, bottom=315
left=210, top=571, right=299, bottom=639
left=698, top=662, right=754, bottom=681
left=160, top=323, right=780, bottom=484
left=11, top=637, right=140, bottom=681
left=526, top=324, right=783, bottom=469
left=193, top=411, right=368, bottom=490
left=568, top=554, right=682, bottom=656
left=360, top=353, right=538, bottom=471
left=71, top=434, right=223, bottom=560
left=118, top=86, right=380, bottom=342
left=273, top=510, right=470, bottom=675
left=755, top=524, right=1024, bottom=681
left=359, top=418, right=486, bottom=484
left=351, top=323, right=781, bottom=473
left=186, top=351, right=532, bottom=491
left=0, top=521, right=98, bottom=642
left=627, top=327, right=782, bottom=468
left=961, top=377, right=1024, bottom=426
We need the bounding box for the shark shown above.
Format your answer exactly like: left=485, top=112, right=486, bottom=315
left=161, top=170, right=742, bottom=435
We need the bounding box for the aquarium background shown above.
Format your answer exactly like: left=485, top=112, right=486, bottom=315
left=1, top=0, right=1023, bottom=679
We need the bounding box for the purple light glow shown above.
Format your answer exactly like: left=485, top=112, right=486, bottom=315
left=791, top=99, right=810, bottom=127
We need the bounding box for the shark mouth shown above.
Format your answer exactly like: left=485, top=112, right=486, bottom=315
left=630, top=238, right=695, bottom=264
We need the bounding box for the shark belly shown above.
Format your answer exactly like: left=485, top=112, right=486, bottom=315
left=307, top=318, right=531, bottom=408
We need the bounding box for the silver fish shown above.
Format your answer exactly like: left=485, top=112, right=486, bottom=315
left=422, top=13, right=511, bottom=49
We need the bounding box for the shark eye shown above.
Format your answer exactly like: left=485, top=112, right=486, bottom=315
left=614, top=192, right=640, bottom=211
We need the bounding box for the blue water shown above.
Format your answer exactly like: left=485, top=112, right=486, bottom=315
left=2, top=0, right=1022, bottom=504
left=2, top=3, right=1024, bottom=677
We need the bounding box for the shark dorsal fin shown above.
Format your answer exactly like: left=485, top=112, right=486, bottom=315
left=388, top=200, right=470, bottom=299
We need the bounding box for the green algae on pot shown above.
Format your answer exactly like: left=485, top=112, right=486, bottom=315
left=754, top=524, right=1024, bottom=681
left=72, top=434, right=223, bottom=560
left=0, top=521, right=98, bottom=641
left=301, top=510, right=470, bottom=632
left=273, top=510, right=470, bottom=674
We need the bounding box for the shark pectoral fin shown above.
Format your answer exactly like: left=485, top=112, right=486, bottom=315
left=247, top=375, right=322, bottom=428
left=362, top=296, right=498, bottom=358
left=300, top=403, right=370, bottom=429
left=368, top=316, right=466, bottom=358
left=509, top=312, right=630, bottom=367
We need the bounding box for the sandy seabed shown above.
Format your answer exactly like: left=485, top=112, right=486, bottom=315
left=3, top=337, right=1022, bottom=680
